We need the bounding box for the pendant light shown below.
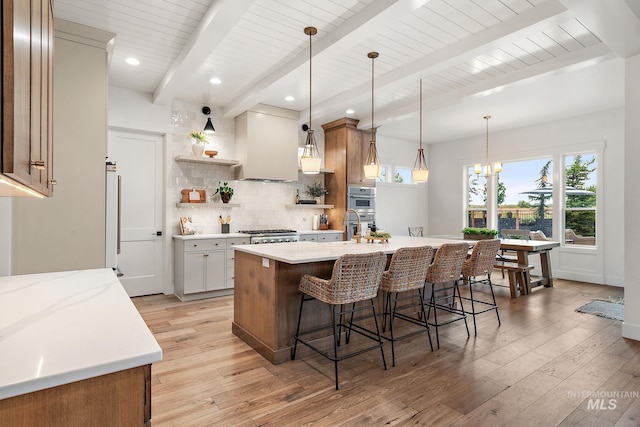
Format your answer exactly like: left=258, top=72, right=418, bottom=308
left=412, top=78, right=429, bottom=183
left=474, top=115, right=502, bottom=177
left=363, top=51, right=381, bottom=179
left=300, top=26, right=321, bottom=174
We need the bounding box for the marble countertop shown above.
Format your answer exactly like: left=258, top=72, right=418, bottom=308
left=0, top=268, right=162, bottom=400
left=234, top=235, right=472, bottom=264
left=173, top=233, right=248, bottom=240
left=173, top=230, right=342, bottom=240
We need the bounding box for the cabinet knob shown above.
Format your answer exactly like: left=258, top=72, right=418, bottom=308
left=48, top=179, right=57, bottom=185
left=204, top=254, right=209, bottom=257
left=30, top=160, right=46, bottom=170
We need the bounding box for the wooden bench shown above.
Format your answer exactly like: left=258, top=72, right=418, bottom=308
left=494, top=261, right=534, bottom=297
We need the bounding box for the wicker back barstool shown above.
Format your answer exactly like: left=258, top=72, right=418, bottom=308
left=425, top=242, right=470, bottom=349
left=461, top=239, right=502, bottom=335
left=291, top=252, right=387, bottom=390
left=379, top=246, right=434, bottom=366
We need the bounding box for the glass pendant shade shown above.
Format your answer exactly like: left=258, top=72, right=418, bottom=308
left=300, top=129, right=321, bottom=174
left=363, top=51, right=381, bottom=179
left=412, top=148, right=429, bottom=183
left=475, top=115, right=499, bottom=177
left=412, top=78, right=429, bottom=183
left=300, top=26, right=321, bottom=174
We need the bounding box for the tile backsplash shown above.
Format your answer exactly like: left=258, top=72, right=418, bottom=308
left=170, top=153, right=331, bottom=235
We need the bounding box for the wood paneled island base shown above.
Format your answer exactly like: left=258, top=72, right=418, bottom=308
left=231, top=237, right=476, bottom=364
left=232, top=251, right=336, bottom=364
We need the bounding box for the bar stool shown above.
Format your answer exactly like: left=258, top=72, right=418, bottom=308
left=460, top=239, right=502, bottom=335
left=291, top=252, right=387, bottom=390
left=425, top=242, right=470, bottom=349
left=379, top=246, right=434, bottom=366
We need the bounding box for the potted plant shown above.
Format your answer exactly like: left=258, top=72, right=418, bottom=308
left=305, top=182, right=328, bottom=203
left=214, top=181, right=234, bottom=203
left=461, top=227, right=498, bottom=240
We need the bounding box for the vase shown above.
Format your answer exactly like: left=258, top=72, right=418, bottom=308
left=221, top=193, right=232, bottom=204
left=191, top=141, right=204, bottom=157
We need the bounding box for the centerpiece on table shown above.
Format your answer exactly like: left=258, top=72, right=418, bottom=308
left=461, top=227, right=498, bottom=240
left=365, top=231, right=391, bottom=244
left=213, top=181, right=234, bottom=204
left=189, top=130, right=207, bottom=156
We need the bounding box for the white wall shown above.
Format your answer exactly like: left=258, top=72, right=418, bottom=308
left=428, top=109, right=625, bottom=286
left=376, top=135, right=428, bottom=236
left=623, top=54, right=640, bottom=340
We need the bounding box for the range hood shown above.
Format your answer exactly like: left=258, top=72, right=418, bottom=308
left=234, top=104, right=299, bottom=182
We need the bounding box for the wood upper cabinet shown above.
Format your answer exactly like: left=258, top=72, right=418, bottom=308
left=1, top=0, right=54, bottom=197
left=322, top=117, right=374, bottom=235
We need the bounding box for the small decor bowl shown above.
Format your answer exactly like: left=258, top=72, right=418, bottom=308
left=205, top=150, right=218, bottom=158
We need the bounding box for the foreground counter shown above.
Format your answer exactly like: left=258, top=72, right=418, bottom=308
left=0, top=268, right=162, bottom=425
left=232, top=236, right=468, bottom=364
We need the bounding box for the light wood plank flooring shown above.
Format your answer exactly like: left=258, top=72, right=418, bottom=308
left=133, top=276, right=640, bottom=426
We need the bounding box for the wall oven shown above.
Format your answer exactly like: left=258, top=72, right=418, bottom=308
left=347, top=186, right=375, bottom=212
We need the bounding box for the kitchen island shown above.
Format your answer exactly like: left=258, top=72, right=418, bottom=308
left=0, top=268, right=162, bottom=425
left=232, top=236, right=468, bottom=364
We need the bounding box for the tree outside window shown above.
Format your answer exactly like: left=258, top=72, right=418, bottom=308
left=564, top=154, right=596, bottom=246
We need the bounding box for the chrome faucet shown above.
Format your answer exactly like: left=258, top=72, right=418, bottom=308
left=346, top=209, right=362, bottom=244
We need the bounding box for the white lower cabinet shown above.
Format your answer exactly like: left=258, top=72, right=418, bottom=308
left=299, top=231, right=344, bottom=243
left=318, top=231, right=343, bottom=242
left=174, top=236, right=250, bottom=301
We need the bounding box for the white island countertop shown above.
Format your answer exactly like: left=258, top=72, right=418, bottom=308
left=234, top=235, right=473, bottom=264
left=0, top=268, right=162, bottom=400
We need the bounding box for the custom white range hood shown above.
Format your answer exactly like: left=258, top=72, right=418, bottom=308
left=234, top=104, right=299, bottom=182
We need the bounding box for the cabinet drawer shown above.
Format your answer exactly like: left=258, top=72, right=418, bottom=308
left=319, top=233, right=343, bottom=242
left=298, top=234, right=317, bottom=242
left=184, top=240, right=225, bottom=252
left=226, top=238, right=250, bottom=248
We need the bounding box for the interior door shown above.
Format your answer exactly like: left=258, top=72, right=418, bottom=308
left=108, top=130, right=164, bottom=296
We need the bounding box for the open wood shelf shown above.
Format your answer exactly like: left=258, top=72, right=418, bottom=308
left=175, top=155, right=239, bottom=166
left=176, top=202, right=241, bottom=208
left=285, top=204, right=334, bottom=209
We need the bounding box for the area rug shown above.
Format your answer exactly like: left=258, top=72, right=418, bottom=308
left=576, top=298, right=624, bottom=321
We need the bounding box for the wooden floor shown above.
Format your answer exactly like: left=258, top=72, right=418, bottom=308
left=133, top=276, right=640, bottom=427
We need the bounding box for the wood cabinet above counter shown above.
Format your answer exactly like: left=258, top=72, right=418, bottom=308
left=1, top=0, right=54, bottom=197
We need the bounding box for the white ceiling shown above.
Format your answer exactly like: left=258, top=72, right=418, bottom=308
left=52, top=0, right=640, bottom=143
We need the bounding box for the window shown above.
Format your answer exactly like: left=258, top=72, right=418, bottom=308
left=394, top=167, right=412, bottom=184
left=496, top=158, right=553, bottom=238
left=564, top=154, right=596, bottom=246
left=375, top=166, right=388, bottom=183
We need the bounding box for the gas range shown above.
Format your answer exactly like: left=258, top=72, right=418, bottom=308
left=238, top=229, right=299, bottom=244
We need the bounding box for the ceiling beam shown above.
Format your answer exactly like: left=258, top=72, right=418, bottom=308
left=559, top=0, right=640, bottom=58
left=308, top=0, right=573, bottom=128
left=364, top=42, right=615, bottom=132
left=221, top=0, right=430, bottom=119
left=152, top=0, right=257, bottom=105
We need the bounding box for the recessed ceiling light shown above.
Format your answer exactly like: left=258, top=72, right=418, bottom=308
left=346, top=109, right=355, bottom=114
left=285, top=96, right=295, bottom=102
left=209, top=77, right=222, bottom=85
left=125, top=57, right=140, bottom=66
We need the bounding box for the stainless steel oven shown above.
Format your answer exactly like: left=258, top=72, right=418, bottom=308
left=347, top=186, right=375, bottom=212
